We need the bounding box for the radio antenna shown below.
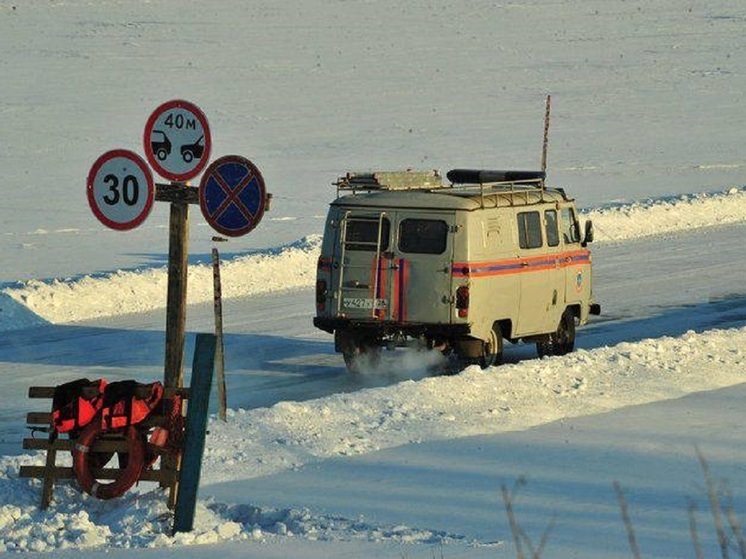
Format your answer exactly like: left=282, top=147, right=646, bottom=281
left=541, top=94, right=551, bottom=177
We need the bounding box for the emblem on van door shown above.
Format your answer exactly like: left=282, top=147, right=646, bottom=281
left=575, top=271, right=584, bottom=292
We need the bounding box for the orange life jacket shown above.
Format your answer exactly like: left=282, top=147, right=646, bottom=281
left=99, top=380, right=164, bottom=430
left=51, top=378, right=107, bottom=434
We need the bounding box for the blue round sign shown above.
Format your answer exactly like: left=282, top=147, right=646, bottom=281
left=199, top=155, right=267, bottom=237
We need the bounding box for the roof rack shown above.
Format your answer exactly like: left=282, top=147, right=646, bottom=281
left=333, top=168, right=551, bottom=207
left=335, top=170, right=443, bottom=195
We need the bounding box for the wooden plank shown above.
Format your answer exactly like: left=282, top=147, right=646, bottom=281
left=28, top=386, right=189, bottom=399
left=155, top=183, right=199, bottom=204
left=173, top=333, right=216, bottom=534
left=26, top=414, right=172, bottom=430
left=23, top=438, right=174, bottom=456
left=19, top=465, right=176, bottom=483
left=26, top=412, right=52, bottom=425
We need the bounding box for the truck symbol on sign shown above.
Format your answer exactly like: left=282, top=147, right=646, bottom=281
left=151, top=130, right=172, bottom=161
left=180, top=135, right=204, bottom=163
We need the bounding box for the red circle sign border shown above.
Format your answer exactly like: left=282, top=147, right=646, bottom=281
left=199, top=155, right=267, bottom=238
left=143, top=99, right=212, bottom=182
left=87, top=149, right=155, bottom=231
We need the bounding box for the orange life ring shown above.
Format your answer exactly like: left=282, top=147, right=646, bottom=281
left=72, top=422, right=145, bottom=500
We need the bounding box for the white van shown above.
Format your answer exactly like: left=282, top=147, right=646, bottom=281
left=313, top=169, right=600, bottom=371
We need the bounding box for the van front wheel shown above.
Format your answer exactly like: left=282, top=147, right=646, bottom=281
left=537, top=309, right=576, bottom=358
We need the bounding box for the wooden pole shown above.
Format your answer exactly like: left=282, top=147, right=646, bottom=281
left=164, top=193, right=190, bottom=390
left=212, top=246, right=227, bottom=422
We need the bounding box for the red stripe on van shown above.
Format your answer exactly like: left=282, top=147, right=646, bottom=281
left=392, top=258, right=409, bottom=322
left=453, top=249, right=590, bottom=278
left=373, top=256, right=388, bottom=320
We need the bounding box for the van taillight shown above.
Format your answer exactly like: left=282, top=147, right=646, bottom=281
left=316, top=279, right=328, bottom=312
left=456, top=285, right=469, bottom=318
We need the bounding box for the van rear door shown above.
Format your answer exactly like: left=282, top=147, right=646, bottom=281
left=333, top=211, right=392, bottom=320
left=390, top=212, right=455, bottom=325
left=333, top=210, right=456, bottom=325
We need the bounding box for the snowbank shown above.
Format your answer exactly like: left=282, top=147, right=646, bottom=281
left=2, top=325, right=745, bottom=552
left=1, top=188, right=744, bottom=330
left=585, top=187, right=746, bottom=242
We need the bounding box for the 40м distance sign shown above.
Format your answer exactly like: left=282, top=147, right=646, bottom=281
left=87, top=149, right=155, bottom=231
left=144, top=99, right=212, bottom=182
left=199, top=155, right=267, bottom=237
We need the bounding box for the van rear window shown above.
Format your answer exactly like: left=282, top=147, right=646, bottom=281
left=398, top=219, right=448, bottom=254
left=345, top=217, right=390, bottom=251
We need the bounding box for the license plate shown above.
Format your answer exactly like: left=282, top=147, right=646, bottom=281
left=343, top=298, right=388, bottom=310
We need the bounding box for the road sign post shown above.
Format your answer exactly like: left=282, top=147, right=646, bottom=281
left=143, top=100, right=213, bottom=392
left=89, top=101, right=268, bottom=400
left=87, top=100, right=271, bottom=513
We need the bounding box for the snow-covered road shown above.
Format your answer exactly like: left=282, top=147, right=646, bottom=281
left=2, top=0, right=746, bottom=555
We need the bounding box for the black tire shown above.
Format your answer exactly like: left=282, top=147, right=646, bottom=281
left=537, top=309, right=576, bottom=358
left=480, top=323, right=504, bottom=368
left=336, top=331, right=382, bottom=373
left=342, top=343, right=381, bottom=373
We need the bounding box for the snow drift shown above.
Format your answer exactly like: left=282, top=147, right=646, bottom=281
left=2, top=187, right=744, bottom=330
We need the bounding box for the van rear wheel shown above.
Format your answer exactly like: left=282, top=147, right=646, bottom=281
left=537, top=309, right=576, bottom=358
left=336, top=331, right=382, bottom=373
left=480, top=324, right=504, bottom=368
left=342, top=344, right=381, bottom=373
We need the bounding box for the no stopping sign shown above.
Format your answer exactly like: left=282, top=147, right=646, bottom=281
left=199, top=155, right=267, bottom=237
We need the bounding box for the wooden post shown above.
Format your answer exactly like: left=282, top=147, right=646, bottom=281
left=212, top=246, right=227, bottom=422
left=154, top=182, right=198, bottom=493
left=40, top=440, right=58, bottom=509
left=173, top=333, right=216, bottom=534
left=164, top=193, right=190, bottom=389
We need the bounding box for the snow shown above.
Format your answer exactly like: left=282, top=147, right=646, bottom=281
left=1, top=0, right=746, bottom=557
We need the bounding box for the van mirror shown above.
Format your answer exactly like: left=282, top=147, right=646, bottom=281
left=582, top=220, right=594, bottom=246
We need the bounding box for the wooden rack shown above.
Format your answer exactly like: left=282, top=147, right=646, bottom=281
left=20, top=385, right=189, bottom=510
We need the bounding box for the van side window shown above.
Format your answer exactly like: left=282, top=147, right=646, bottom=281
left=545, top=210, right=560, bottom=247
left=345, top=217, right=390, bottom=251
left=560, top=207, right=581, bottom=244
left=399, top=219, right=448, bottom=254
left=517, top=211, right=543, bottom=249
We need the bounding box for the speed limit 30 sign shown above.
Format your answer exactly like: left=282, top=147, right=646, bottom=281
left=87, top=149, right=155, bottom=230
